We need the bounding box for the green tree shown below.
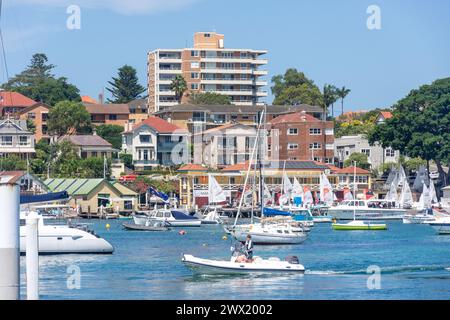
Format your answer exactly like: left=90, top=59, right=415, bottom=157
left=47, top=101, right=92, bottom=136
left=119, top=153, right=133, bottom=168
left=106, top=65, right=146, bottom=103
left=95, top=124, right=124, bottom=149
left=271, top=68, right=324, bottom=107
left=344, top=152, right=371, bottom=170
left=368, top=78, right=450, bottom=185
left=336, top=86, right=351, bottom=116
left=189, top=92, right=231, bottom=105
left=170, top=75, right=187, bottom=104
left=79, top=157, right=111, bottom=179
left=0, top=155, right=27, bottom=171
left=2, top=53, right=80, bottom=105
left=322, top=84, right=338, bottom=119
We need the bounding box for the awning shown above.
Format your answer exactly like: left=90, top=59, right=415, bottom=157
left=20, top=191, right=69, bottom=204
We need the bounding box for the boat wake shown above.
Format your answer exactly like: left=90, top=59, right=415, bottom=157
left=306, top=264, right=450, bottom=275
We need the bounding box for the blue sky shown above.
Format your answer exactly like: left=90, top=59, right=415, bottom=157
left=1, top=0, right=449, bottom=112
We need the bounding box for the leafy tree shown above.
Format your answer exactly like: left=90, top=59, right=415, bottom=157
left=323, top=84, right=338, bottom=119
left=96, top=124, right=123, bottom=149
left=271, top=68, right=324, bottom=107
left=335, top=119, right=375, bottom=138
left=119, top=153, right=133, bottom=168
left=47, top=101, right=92, bottom=136
left=79, top=157, right=111, bottom=179
left=344, top=152, right=371, bottom=170
left=2, top=53, right=80, bottom=105
left=368, top=78, right=450, bottom=185
left=106, top=65, right=146, bottom=103
left=0, top=155, right=27, bottom=171
left=170, top=75, right=187, bottom=104
left=189, top=92, right=231, bottom=105
left=336, top=86, right=351, bottom=116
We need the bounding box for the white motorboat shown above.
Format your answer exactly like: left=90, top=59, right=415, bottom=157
left=328, top=199, right=406, bottom=220
left=232, top=222, right=307, bottom=245
left=402, top=209, right=436, bottom=224
left=20, top=212, right=114, bottom=254
left=428, top=217, right=450, bottom=235
left=134, top=209, right=201, bottom=227
left=195, top=206, right=223, bottom=225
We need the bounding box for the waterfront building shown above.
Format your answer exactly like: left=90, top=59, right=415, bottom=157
left=84, top=102, right=130, bottom=128
left=18, top=103, right=51, bottom=143
left=154, top=103, right=324, bottom=135
left=44, top=178, right=138, bottom=215
left=334, top=134, right=399, bottom=170
left=0, top=170, right=49, bottom=194
left=267, top=111, right=335, bottom=164
left=177, top=160, right=371, bottom=208
left=0, top=91, right=37, bottom=118
left=192, top=123, right=257, bottom=169
left=59, top=135, right=116, bottom=158
left=122, top=116, right=189, bottom=170
left=0, top=118, right=35, bottom=160
left=147, top=32, right=268, bottom=112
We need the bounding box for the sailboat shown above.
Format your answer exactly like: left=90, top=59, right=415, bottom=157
left=403, top=181, right=436, bottom=224
left=198, top=175, right=226, bottom=224
left=332, top=164, right=388, bottom=230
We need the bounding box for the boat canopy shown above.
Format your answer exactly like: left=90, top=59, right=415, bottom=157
left=20, top=191, right=69, bottom=204
left=171, top=210, right=198, bottom=220
left=263, top=207, right=291, bottom=217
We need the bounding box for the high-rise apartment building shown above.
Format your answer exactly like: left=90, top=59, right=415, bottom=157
left=147, top=32, right=268, bottom=113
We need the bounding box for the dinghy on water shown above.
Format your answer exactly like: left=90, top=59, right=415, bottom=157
left=182, top=243, right=305, bottom=275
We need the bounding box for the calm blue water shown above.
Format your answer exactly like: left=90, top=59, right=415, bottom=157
left=20, top=220, right=450, bottom=300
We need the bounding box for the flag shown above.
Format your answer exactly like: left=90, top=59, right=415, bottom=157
left=148, top=186, right=169, bottom=202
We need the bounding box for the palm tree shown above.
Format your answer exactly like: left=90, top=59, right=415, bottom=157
left=170, top=75, right=187, bottom=104
left=322, top=84, right=338, bottom=120
left=336, top=86, right=351, bottom=116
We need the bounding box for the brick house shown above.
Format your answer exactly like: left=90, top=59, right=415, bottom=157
left=84, top=103, right=130, bottom=128
left=19, top=103, right=51, bottom=143
left=0, top=91, right=37, bottom=118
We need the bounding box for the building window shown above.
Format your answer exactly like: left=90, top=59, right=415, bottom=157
left=191, top=50, right=199, bottom=57
left=1, top=136, right=12, bottom=146
left=288, top=128, right=298, bottom=135
left=91, top=152, right=98, bottom=157
left=101, top=152, right=107, bottom=158
left=192, top=112, right=205, bottom=122
left=313, top=156, right=320, bottom=162
left=204, top=33, right=211, bottom=38
left=191, top=83, right=199, bottom=90
left=140, top=135, right=151, bottom=143
left=361, top=149, right=371, bottom=157
left=19, top=136, right=29, bottom=146
left=191, top=72, right=199, bottom=79
left=309, top=128, right=321, bottom=135
left=191, top=61, right=199, bottom=69
left=309, top=143, right=321, bottom=150
left=28, top=113, right=36, bottom=120
left=289, top=157, right=297, bottom=160
left=324, top=158, right=333, bottom=164
left=385, top=148, right=395, bottom=157
left=287, top=143, right=298, bottom=150
left=143, top=150, right=149, bottom=161
left=109, top=114, right=117, bottom=120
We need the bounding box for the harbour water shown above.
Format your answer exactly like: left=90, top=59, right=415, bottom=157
left=20, top=220, right=450, bottom=300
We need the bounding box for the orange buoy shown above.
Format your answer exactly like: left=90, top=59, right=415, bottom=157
left=179, top=230, right=186, bottom=235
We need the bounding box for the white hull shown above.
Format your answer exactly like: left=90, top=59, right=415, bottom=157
left=429, top=222, right=450, bottom=234
left=182, top=254, right=305, bottom=274
left=402, top=215, right=436, bottom=224
left=328, top=208, right=405, bottom=220
left=20, top=225, right=114, bottom=254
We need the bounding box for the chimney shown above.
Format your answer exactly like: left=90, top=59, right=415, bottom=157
left=92, top=127, right=97, bottom=136
left=98, top=93, right=104, bottom=104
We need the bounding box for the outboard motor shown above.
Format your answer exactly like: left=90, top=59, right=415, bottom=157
left=285, top=255, right=300, bottom=264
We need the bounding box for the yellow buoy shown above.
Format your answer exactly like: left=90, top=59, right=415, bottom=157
left=105, top=223, right=110, bottom=230
left=222, top=235, right=227, bottom=240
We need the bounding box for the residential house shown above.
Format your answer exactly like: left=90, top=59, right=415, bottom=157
left=0, top=170, right=49, bottom=194
left=334, top=134, right=400, bottom=169
left=128, top=99, right=149, bottom=124
left=44, top=178, right=138, bottom=215
left=267, top=111, right=335, bottom=164
left=84, top=103, right=130, bottom=128
left=193, top=123, right=257, bottom=168
left=0, top=91, right=37, bottom=118
left=18, top=103, right=51, bottom=143
left=0, top=119, right=35, bottom=160
left=122, top=116, right=189, bottom=170
left=375, top=111, right=392, bottom=124
left=59, top=135, right=116, bottom=158
left=147, top=32, right=268, bottom=112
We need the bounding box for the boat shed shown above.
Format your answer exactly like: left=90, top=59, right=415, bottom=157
left=44, top=178, right=138, bottom=215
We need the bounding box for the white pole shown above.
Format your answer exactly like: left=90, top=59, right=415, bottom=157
left=353, top=161, right=357, bottom=221
left=26, top=212, right=39, bottom=300
left=0, top=180, right=20, bottom=300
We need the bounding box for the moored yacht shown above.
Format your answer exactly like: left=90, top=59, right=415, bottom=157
left=20, top=212, right=114, bottom=254
left=133, top=208, right=201, bottom=227
left=328, top=199, right=406, bottom=220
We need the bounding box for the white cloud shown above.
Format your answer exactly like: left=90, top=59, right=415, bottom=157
left=8, top=0, right=202, bottom=15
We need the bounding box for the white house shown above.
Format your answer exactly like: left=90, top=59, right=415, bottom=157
left=0, top=118, right=35, bottom=160
left=122, top=116, right=189, bottom=170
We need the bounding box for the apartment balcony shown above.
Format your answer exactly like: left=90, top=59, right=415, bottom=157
left=157, top=57, right=182, bottom=63
left=200, top=79, right=253, bottom=85
left=205, top=89, right=254, bottom=96
left=201, top=68, right=253, bottom=74
left=158, top=101, right=178, bottom=107
left=256, top=90, right=268, bottom=97
left=157, top=141, right=184, bottom=152
left=255, top=80, right=267, bottom=86
left=233, top=101, right=254, bottom=106
left=253, top=70, right=268, bottom=76
left=158, top=80, right=174, bottom=85
left=158, top=90, right=176, bottom=96
left=251, top=59, right=268, bottom=65
left=157, top=69, right=182, bottom=74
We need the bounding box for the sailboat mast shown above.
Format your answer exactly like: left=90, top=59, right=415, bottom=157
left=353, top=161, right=356, bottom=221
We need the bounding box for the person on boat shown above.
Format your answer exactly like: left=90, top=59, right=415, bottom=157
left=244, top=235, right=254, bottom=262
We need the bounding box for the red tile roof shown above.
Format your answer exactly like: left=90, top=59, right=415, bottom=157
left=334, top=166, right=370, bottom=174
left=379, top=111, right=393, bottom=120
left=269, top=111, right=320, bottom=125
left=177, top=164, right=208, bottom=171
left=128, top=116, right=188, bottom=134
left=0, top=91, right=36, bottom=107
left=81, top=96, right=98, bottom=104
left=222, top=161, right=251, bottom=172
